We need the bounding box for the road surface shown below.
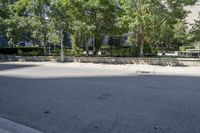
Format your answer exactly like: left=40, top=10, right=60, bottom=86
left=0, top=62, right=200, bottom=133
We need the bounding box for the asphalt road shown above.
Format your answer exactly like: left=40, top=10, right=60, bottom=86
left=0, top=63, right=200, bottom=133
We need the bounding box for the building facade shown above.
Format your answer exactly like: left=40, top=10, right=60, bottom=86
left=0, top=35, right=8, bottom=48
left=184, top=1, right=200, bottom=29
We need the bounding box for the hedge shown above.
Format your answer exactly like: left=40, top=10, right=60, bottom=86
left=179, top=46, right=195, bottom=51
left=0, top=47, right=44, bottom=56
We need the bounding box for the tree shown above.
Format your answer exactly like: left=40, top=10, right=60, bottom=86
left=116, top=0, right=197, bottom=56
left=29, top=0, right=50, bottom=55
left=72, top=0, right=119, bottom=54
left=189, top=15, right=200, bottom=52
left=0, top=0, right=10, bottom=36
left=2, top=0, right=35, bottom=47
left=172, top=21, right=189, bottom=49
left=1, top=0, right=198, bottom=57
left=1, top=0, right=50, bottom=49
left=190, top=15, right=200, bottom=43
left=50, top=0, right=77, bottom=61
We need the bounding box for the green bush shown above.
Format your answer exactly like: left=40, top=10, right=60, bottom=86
left=0, top=47, right=44, bottom=55
left=0, top=48, right=18, bottom=55
left=20, top=51, right=39, bottom=56
left=100, top=46, right=140, bottom=57
left=179, top=46, right=195, bottom=51
left=70, top=46, right=83, bottom=56
left=52, top=48, right=83, bottom=57
left=130, top=46, right=140, bottom=57
left=144, top=44, right=152, bottom=55
left=111, top=47, right=139, bottom=57
left=52, top=50, right=61, bottom=56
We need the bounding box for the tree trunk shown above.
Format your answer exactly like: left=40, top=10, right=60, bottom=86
left=139, top=40, right=144, bottom=57
left=137, top=32, right=144, bottom=57
left=43, top=33, right=47, bottom=55
left=84, top=39, right=89, bottom=56
left=59, top=10, right=64, bottom=62
left=92, top=36, right=96, bottom=54
left=60, top=31, right=64, bottom=62
left=111, top=43, right=113, bottom=57
left=39, top=3, right=48, bottom=56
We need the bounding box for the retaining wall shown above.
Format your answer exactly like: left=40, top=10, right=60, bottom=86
left=0, top=56, right=200, bottom=66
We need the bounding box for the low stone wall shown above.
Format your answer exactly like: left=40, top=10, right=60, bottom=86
left=66, top=57, right=200, bottom=66
left=0, top=56, right=59, bottom=62
left=0, top=56, right=200, bottom=66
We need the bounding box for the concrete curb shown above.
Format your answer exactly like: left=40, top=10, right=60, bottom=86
left=0, top=117, right=43, bottom=133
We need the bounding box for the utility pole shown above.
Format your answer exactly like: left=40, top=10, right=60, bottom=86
left=58, top=0, right=64, bottom=62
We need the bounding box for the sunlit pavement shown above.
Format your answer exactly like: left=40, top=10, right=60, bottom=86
left=0, top=117, right=43, bottom=133
left=0, top=62, right=200, bottom=133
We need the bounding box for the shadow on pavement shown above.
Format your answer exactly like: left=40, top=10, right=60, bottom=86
left=0, top=64, right=38, bottom=71
left=0, top=75, right=200, bottom=133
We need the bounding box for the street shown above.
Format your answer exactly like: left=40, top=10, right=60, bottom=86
left=0, top=62, right=200, bottom=133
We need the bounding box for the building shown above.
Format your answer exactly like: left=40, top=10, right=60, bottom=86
left=16, top=41, right=34, bottom=47
left=0, top=35, right=8, bottom=48
left=184, top=1, right=200, bottom=29
left=178, top=49, right=200, bottom=57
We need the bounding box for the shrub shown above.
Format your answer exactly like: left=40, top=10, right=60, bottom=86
left=179, top=46, right=195, bottom=51
left=0, top=48, right=18, bottom=55
left=70, top=46, right=83, bottom=56
left=20, top=51, right=39, bottom=56
left=52, top=48, right=83, bottom=57
left=0, top=47, right=44, bottom=56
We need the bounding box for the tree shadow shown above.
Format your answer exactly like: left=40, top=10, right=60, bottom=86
left=0, top=64, right=38, bottom=71
left=0, top=74, right=200, bottom=133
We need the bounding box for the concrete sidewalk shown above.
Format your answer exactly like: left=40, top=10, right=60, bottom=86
left=0, top=62, right=200, bottom=78
left=0, top=117, right=43, bottom=133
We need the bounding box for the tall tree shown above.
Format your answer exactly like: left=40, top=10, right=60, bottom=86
left=50, top=0, right=77, bottom=60
left=29, top=0, right=50, bottom=55
left=0, top=0, right=10, bottom=35
left=3, top=0, right=34, bottom=47
left=190, top=15, right=200, bottom=44
left=72, top=0, right=119, bottom=54
left=116, top=0, right=197, bottom=56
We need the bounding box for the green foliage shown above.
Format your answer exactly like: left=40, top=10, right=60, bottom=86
left=19, top=51, right=40, bottom=56
left=179, top=46, right=195, bottom=51
left=144, top=43, right=153, bottom=55
left=0, top=47, right=44, bottom=55
left=71, top=0, right=119, bottom=52
left=101, top=47, right=140, bottom=57
left=116, top=0, right=197, bottom=56
left=52, top=48, right=83, bottom=57
left=70, top=46, right=83, bottom=56
left=190, top=15, right=200, bottom=43
left=0, top=48, right=18, bottom=55
left=0, top=0, right=198, bottom=57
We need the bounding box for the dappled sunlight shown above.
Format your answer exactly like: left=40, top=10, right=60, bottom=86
left=0, top=62, right=200, bottom=79
left=0, top=62, right=132, bottom=79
